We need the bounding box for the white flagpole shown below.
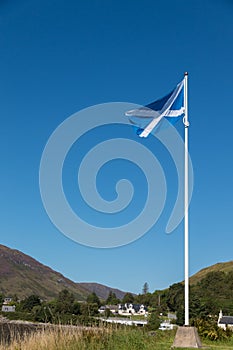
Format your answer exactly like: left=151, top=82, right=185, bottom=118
left=183, top=72, right=189, bottom=326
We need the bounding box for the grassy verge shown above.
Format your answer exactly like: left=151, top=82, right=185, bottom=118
left=0, top=325, right=233, bottom=350
left=0, top=327, right=173, bottom=350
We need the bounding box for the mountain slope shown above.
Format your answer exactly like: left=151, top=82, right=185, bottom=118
left=2, top=243, right=231, bottom=303
left=189, top=261, right=233, bottom=285
left=0, top=244, right=89, bottom=300
left=0, top=244, right=128, bottom=301
left=78, top=282, right=128, bottom=300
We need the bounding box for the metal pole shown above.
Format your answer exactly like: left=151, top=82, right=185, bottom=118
left=183, top=72, right=189, bottom=326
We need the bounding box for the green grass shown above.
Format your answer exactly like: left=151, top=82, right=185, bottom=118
left=0, top=326, right=233, bottom=350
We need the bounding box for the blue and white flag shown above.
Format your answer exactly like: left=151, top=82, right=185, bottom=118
left=125, top=79, right=185, bottom=137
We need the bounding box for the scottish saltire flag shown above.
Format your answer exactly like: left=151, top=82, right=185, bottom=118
left=125, top=79, right=185, bottom=137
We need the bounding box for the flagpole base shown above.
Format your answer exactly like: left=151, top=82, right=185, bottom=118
left=172, top=326, right=202, bottom=348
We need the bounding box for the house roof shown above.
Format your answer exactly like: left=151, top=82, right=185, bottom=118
left=107, top=305, right=118, bottom=310
left=219, top=316, right=233, bottom=325
left=133, top=304, right=141, bottom=312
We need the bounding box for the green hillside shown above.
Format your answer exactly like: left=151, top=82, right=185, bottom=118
left=163, top=260, right=233, bottom=324
left=189, top=261, right=233, bottom=285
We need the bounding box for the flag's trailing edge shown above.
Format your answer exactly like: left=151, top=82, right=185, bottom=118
left=125, top=79, right=185, bottom=138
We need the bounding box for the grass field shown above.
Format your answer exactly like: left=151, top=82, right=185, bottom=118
left=0, top=326, right=233, bottom=350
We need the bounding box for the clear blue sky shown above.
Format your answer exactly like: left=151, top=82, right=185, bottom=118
left=1, top=0, right=233, bottom=294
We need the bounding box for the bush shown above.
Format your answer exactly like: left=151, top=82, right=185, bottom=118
left=193, top=318, right=233, bottom=341
left=146, top=312, right=160, bottom=330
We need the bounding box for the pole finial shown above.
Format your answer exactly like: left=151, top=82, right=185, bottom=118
left=184, top=71, right=188, bottom=76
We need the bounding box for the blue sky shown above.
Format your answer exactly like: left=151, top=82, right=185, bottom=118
left=1, top=0, right=233, bottom=294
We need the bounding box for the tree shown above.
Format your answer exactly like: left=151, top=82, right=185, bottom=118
left=80, top=303, right=99, bottom=317
left=73, top=301, right=81, bottom=315
left=55, top=289, right=75, bottom=314
left=122, top=292, right=135, bottom=304
left=166, top=283, right=184, bottom=312
left=176, top=307, right=184, bottom=326
left=134, top=292, right=151, bottom=307
left=106, top=291, right=119, bottom=305
left=20, top=295, right=41, bottom=311
left=104, top=308, right=111, bottom=318
left=87, top=292, right=101, bottom=307
left=32, top=305, right=47, bottom=322
left=147, top=311, right=160, bottom=330
left=142, top=282, right=149, bottom=294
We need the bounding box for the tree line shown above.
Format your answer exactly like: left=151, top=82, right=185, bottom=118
left=1, top=271, right=233, bottom=334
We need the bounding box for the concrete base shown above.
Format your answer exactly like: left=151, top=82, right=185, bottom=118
left=172, top=326, right=202, bottom=348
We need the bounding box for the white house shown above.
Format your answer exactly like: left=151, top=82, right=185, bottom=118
left=98, top=305, right=118, bottom=315
left=2, top=305, right=15, bottom=312
left=99, top=303, right=148, bottom=316
left=218, top=310, right=233, bottom=330
left=3, top=297, right=12, bottom=305
left=118, top=303, right=148, bottom=316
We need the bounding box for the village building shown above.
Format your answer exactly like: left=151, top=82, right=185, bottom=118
left=3, top=297, right=13, bottom=305
left=218, top=310, right=233, bottom=330
left=98, top=303, right=148, bottom=316
left=98, top=305, right=118, bottom=314
left=2, top=305, right=15, bottom=312
left=118, top=303, right=148, bottom=316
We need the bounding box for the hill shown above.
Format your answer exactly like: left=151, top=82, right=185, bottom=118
left=0, top=244, right=88, bottom=300
left=78, top=282, right=128, bottom=300
left=189, top=261, right=233, bottom=285
left=0, top=244, right=127, bottom=301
